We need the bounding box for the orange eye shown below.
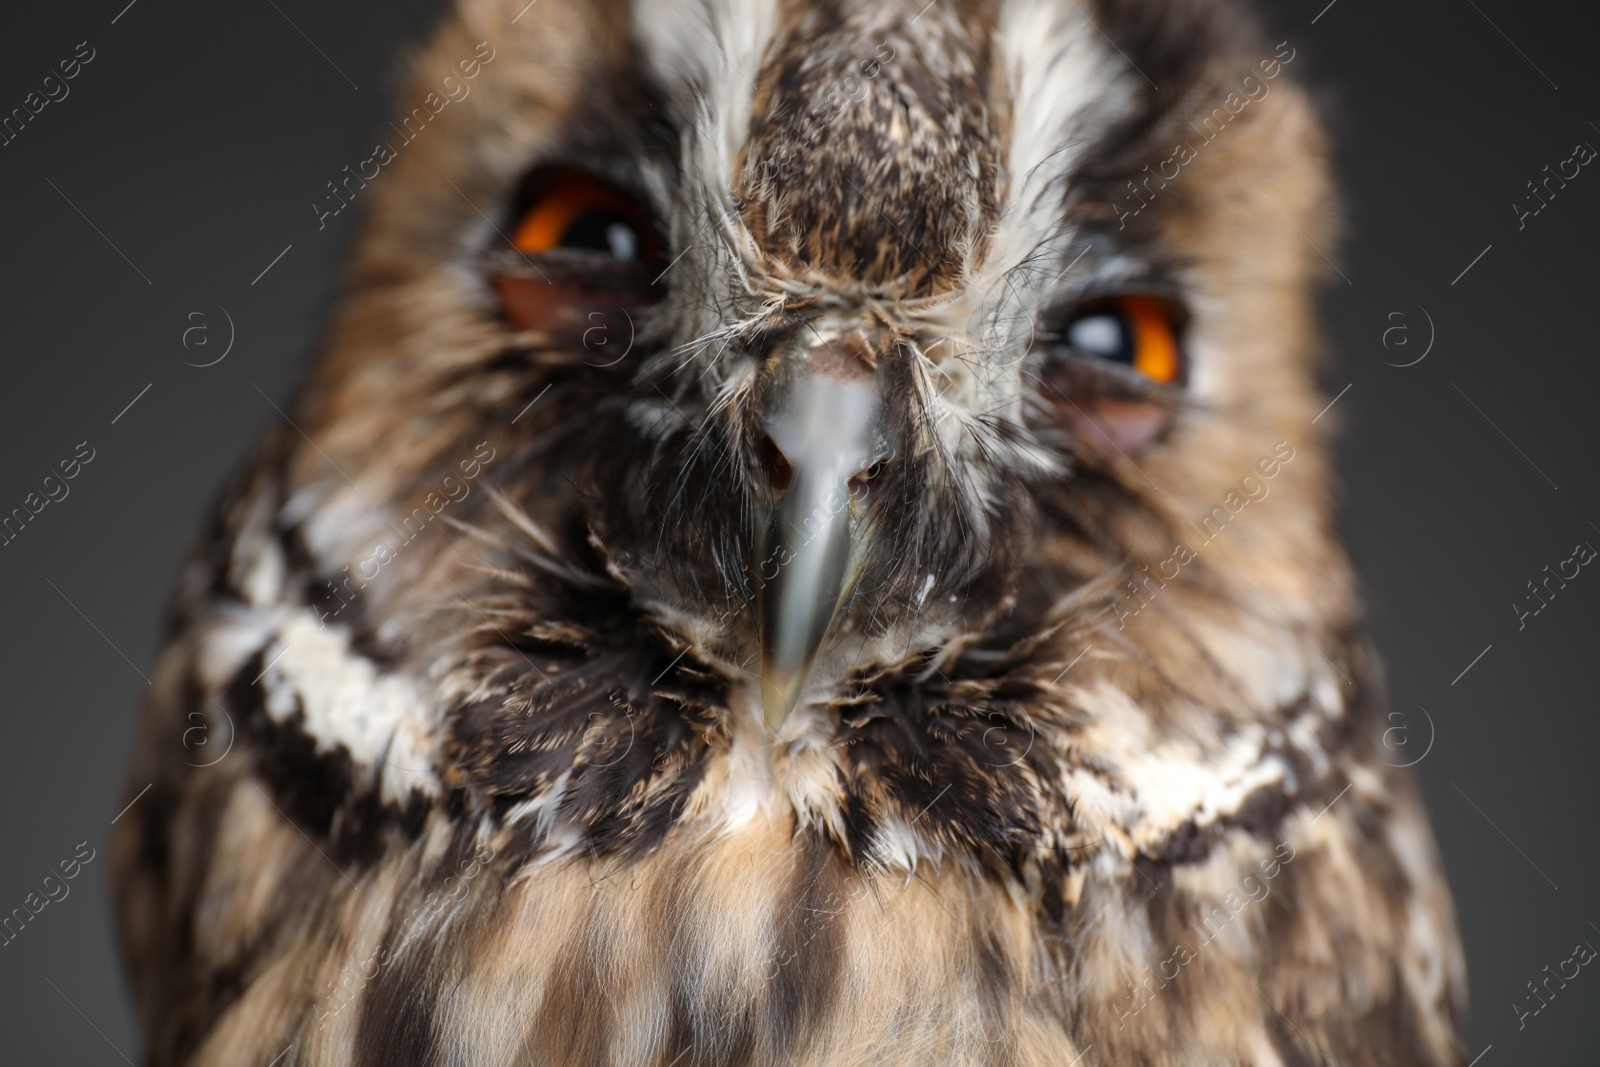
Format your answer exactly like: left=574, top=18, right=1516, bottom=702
left=493, top=169, right=667, bottom=336
left=1062, top=295, right=1182, bottom=385
left=509, top=169, right=658, bottom=264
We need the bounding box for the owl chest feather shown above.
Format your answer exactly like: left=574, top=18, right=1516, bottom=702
left=115, top=502, right=1463, bottom=1066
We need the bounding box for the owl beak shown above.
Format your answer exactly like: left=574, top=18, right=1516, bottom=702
left=757, top=347, right=887, bottom=732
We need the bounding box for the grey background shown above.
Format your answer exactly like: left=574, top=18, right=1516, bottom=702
left=0, top=0, right=1595, bottom=1062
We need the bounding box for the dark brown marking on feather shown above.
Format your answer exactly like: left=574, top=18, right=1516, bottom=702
left=1036, top=850, right=1075, bottom=928
left=1259, top=832, right=1460, bottom=1066
left=276, top=520, right=405, bottom=668
left=1268, top=967, right=1451, bottom=1067
left=133, top=778, right=243, bottom=1067
left=758, top=832, right=848, bottom=1059
left=353, top=830, right=506, bottom=1067
left=969, top=921, right=1021, bottom=1048
left=1146, top=768, right=1305, bottom=868
left=446, top=559, right=731, bottom=861
left=121, top=673, right=253, bottom=1066
left=194, top=493, right=247, bottom=620
left=1346, top=786, right=1414, bottom=902
left=1137, top=879, right=1200, bottom=1018
left=830, top=639, right=1076, bottom=871
left=1342, top=970, right=1456, bottom=1067
left=1266, top=1016, right=1322, bottom=1067
left=356, top=969, right=444, bottom=1067
left=524, top=914, right=617, bottom=1064
left=227, top=650, right=430, bottom=868
left=127, top=684, right=318, bottom=1067
left=165, top=433, right=295, bottom=638
left=664, top=948, right=759, bottom=1067
left=1137, top=648, right=1378, bottom=872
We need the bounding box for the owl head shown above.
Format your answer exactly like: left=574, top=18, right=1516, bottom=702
left=288, top=0, right=1350, bottom=814
left=113, top=10, right=1473, bottom=1057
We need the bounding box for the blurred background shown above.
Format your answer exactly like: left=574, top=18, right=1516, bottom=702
left=0, top=0, right=1595, bottom=1061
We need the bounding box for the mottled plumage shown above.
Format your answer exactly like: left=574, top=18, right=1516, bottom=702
left=115, top=0, right=1467, bottom=1064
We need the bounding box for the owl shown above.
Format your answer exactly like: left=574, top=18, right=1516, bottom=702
left=114, top=0, right=1469, bottom=1064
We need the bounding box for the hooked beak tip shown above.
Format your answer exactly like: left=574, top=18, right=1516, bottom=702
left=760, top=663, right=805, bottom=733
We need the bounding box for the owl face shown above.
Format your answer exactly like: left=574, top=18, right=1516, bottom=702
left=116, top=9, right=1472, bottom=1060
left=308, top=0, right=1343, bottom=741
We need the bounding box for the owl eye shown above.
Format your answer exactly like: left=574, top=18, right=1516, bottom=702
left=492, top=168, right=666, bottom=341
left=509, top=170, right=658, bottom=264
left=1061, top=296, right=1181, bottom=385
left=1036, top=294, right=1186, bottom=452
